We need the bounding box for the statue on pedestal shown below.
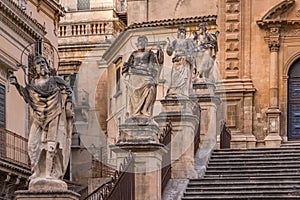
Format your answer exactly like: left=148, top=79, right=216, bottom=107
left=122, top=35, right=164, bottom=119
left=166, top=26, right=195, bottom=98
left=9, top=56, right=73, bottom=190
left=193, top=23, right=219, bottom=82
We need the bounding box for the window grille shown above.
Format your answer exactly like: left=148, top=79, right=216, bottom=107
left=0, top=84, right=6, bottom=128
left=77, top=0, right=90, bottom=10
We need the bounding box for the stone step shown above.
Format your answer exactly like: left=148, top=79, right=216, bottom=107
left=191, top=176, right=300, bottom=183
left=187, top=180, right=300, bottom=187
left=209, top=156, right=300, bottom=162
left=281, top=142, right=300, bottom=147
left=213, top=148, right=300, bottom=154
left=182, top=195, right=300, bottom=200
left=182, top=147, right=300, bottom=200
left=205, top=168, right=300, bottom=175
left=208, top=160, right=300, bottom=166
left=204, top=171, right=300, bottom=177
left=211, top=153, right=300, bottom=159
left=183, top=190, right=300, bottom=196
left=189, top=174, right=300, bottom=183
left=206, top=164, right=300, bottom=170
left=213, top=147, right=300, bottom=152
left=185, top=185, right=300, bottom=192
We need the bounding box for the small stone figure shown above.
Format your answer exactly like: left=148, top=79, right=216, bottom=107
left=122, top=35, right=164, bottom=118
left=9, top=56, right=73, bottom=190
left=166, top=26, right=195, bottom=98
left=193, top=23, right=219, bottom=82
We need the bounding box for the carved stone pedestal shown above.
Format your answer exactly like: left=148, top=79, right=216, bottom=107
left=111, top=117, right=167, bottom=200
left=192, top=82, right=220, bottom=177
left=112, top=117, right=166, bottom=200
left=15, top=190, right=80, bottom=200
left=112, top=143, right=165, bottom=200
left=193, top=82, right=220, bottom=148
left=118, top=117, right=160, bottom=143
left=155, top=98, right=199, bottom=179
left=265, top=108, right=282, bottom=147
left=29, top=178, right=68, bottom=191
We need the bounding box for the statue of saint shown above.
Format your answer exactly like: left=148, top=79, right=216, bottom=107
left=166, top=26, right=195, bottom=98
left=122, top=35, right=164, bottom=118
left=9, top=56, right=73, bottom=189
left=193, top=23, right=219, bottom=82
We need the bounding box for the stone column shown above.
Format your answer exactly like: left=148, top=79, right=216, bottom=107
left=111, top=118, right=166, bottom=200
left=265, top=27, right=282, bottom=147
left=155, top=98, right=199, bottom=179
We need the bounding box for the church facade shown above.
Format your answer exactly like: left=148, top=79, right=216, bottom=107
left=102, top=0, right=300, bottom=151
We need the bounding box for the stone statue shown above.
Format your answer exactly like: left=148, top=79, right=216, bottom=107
left=9, top=56, right=74, bottom=190
left=122, top=35, right=164, bottom=118
left=193, top=23, right=219, bottom=82
left=166, top=26, right=195, bottom=98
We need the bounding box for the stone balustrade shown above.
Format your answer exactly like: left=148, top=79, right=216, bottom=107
left=59, top=22, right=110, bottom=37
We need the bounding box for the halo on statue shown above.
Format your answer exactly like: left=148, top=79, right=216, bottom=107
left=129, top=31, right=158, bottom=51
left=18, top=40, right=60, bottom=84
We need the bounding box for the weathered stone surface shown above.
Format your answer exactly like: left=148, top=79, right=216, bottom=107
left=15, top=190, right=80, bottom=200
left=28, top=178, right=68, bottom=191
left=155, top=98, right=199, bottom=179
left=111, top=142, right=166, bottom=200
left=117, top=116, right=160, bottom=143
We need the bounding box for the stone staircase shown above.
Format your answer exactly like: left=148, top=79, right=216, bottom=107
left=182, top=143, right=300, bottom=199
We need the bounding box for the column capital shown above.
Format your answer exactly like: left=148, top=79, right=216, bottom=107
left=268, top=40, right=280, bottom=52
left=267, top=27, right=281, bottom=52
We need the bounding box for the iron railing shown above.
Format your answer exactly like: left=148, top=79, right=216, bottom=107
left=194, top=117, right=201, bottom=154
left=159, top=121, right=172, bottom=192
left=84, top=152, right=135, bottom=200
left=220, top=121, right=231, bottom=149
left=193, top=103, right=201, bottom=154
left=0, top=128, right=29, bottom=168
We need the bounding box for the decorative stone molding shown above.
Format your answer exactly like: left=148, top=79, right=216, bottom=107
left=38, top=0, right=65, bottom=17
left=260, top=0, right=295, bottom=21
left=125, top=15, right=217, bottom=30
left=224, top=0, right=240, bottom=79
left=257, top=0, right=298, bottom=29
left=0, top=0, right=46, bottom=42
left=268, top=27, right=281, bottom=52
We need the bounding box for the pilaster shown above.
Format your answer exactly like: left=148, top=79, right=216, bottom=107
left=264, top=26, right=282, bottom=147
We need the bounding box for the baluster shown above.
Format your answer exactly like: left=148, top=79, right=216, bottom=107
left=96, top=24, right=99, bottom=34
left=91, top=24, right=94, bottom=34
left=103, top=23, right=106, bottom=34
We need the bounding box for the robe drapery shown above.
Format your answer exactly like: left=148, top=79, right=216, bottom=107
left=20, top=76, right=73, bottom=179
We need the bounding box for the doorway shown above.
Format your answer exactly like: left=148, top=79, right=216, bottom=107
left=288, top=59, right=300, bottom=140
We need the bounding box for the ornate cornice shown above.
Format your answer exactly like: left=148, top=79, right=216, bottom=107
left=125, top=15, right=217, bottom=30
left=257, top=0, right=296, bottom=28
left=0, top=0, right=46, bottom=42
left=37, top=0, right=65, bottom=17
left=262, top=0, right=294, bottom=20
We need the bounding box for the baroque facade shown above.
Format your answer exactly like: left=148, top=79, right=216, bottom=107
left=57, top=0, right=300, bottom=195
left=3, top=0, right=300, bottom=198
left=104, top=0, right=300, bottom=150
